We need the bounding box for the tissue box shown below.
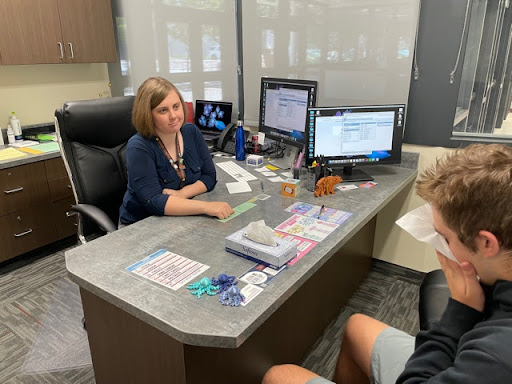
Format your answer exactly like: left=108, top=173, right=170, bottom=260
left=225, top=229, right=298, bottom=269
left=281, top=178, right=301, bottom=197
left=246, top=154, right=263, bottom=166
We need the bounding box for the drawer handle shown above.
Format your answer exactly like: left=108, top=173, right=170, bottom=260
left=66, top=211, right=78, bottom=217
left=4, top=186, right=24, bottom=194
left=14, top=229, right=32, bottom=237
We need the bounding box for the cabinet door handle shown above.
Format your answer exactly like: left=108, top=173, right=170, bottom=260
left=66, top=211, right=77, bottom=217
left=68, top=42, right=74, bottom=59
left=58, top=42, right=64, bottom=60
left=4, top=186, right=23, bottom=194
left=14, top=229, right=32, bottom=237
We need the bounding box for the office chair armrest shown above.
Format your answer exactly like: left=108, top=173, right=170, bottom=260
left=71, top=204, right=118, bottom=233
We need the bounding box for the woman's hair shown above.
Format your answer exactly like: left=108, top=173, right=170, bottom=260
left=416, top=144, right=512, bottom=252
left=132, top=77, right=188, bottom=137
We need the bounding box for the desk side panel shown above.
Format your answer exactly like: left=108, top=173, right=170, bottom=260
left=80, top=288, right=187, bottom=384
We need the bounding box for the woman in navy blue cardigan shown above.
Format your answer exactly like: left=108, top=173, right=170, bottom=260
left=119, top=77, right=234, bottom=225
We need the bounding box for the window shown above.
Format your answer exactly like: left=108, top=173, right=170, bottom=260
left=110, top=0, right=237, bottom=112
left=110, top=0, right=418, bottom=131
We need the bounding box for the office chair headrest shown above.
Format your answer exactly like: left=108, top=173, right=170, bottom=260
left=59, top=96, right=136, bottom=148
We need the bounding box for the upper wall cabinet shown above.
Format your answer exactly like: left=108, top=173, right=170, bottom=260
left=0, top=0, right=117, bottom=65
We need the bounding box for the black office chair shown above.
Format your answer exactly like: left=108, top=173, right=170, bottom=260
left=55, top=96, right=136, bottom=244
left=418, top=269, right=450, bottom=330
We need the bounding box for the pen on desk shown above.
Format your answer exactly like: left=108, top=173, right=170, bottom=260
left=260, top=180, right=264, bottom=192
left=317, top=204, right=325, bottom=218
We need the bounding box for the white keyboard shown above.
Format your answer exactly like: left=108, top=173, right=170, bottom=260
left=217, top=161, right=258, bottom=182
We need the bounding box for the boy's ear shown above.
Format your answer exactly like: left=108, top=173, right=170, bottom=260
left=477, top=230, right=500, bottom=258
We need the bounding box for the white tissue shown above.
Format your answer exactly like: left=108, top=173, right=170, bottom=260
left=396, top=204, right=457, bottom=262
left=243, top=220, right=277, bottom=246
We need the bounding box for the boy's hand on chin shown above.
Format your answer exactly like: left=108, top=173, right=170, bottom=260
left=437, top=251, right=485, bottom=312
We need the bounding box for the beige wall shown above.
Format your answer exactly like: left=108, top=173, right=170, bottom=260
left=0, top=64, right=111, bottom=128
left=373, top=144, right=454, bottom=272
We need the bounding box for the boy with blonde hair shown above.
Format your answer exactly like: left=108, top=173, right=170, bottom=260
left=263, top=144, right=512, bottom=384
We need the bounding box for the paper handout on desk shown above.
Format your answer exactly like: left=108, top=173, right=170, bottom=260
left=226, top=181, right=252, bottom=194
left=0, top=147, right=28, bottom=161
left=126, top=249, right=210, bottom=290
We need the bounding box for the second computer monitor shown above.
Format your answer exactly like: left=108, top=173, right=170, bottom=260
left=307, top=104, right=405, bottom=181
left=259, top=77, right=318, bottom=168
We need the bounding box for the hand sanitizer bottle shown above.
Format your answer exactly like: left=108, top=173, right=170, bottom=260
left=10, top=112, right=23, bottom=141
left=7, top=124, right=15, bottom=144
left=235, top=120, right=246, bottom=161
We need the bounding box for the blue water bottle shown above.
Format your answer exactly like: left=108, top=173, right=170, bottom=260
left=235, top=120, right=246, bottom=161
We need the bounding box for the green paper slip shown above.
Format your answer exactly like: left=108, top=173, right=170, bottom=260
left=217, top=201, right=256, bottom=222
left=28, top=142, right=60, bottom=153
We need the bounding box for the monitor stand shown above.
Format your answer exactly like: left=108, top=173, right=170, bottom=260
left=267, top=144, right=300, bottom=170
left=329, top=166, right=374, bottom=182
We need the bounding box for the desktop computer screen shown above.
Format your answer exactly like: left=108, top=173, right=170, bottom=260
left=194, top=100, right=233, bottom=136
left=307, top=104, right=405, bottom=181
left=259, top=77, right=318, bottom=168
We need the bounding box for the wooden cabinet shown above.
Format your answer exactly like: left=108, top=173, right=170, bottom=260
left=0, top=0, right=116, bottom=65
left=0, top=157, right=76, bottom=263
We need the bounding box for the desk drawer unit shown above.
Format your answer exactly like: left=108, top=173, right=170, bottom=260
left=0, top=156, right=76, bottom=262
left=0, top=205, right=57, bottom=262
left=46, top=157, right=73, bottom=202
left=0, top=162, right=50, bottom=216
left=52, top=196, right=78, bottom=239
left=48, top=176, right=73, bottom=202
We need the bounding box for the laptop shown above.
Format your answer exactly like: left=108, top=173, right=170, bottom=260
left=194, top=100, right=233, bottom=140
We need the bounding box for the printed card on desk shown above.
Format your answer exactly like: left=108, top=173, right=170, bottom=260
left=274, top=231, right=317, bottom=265
left=275, top=214, right=339, bottom=242
left=226, top=181, right=252, bottom=194
left=126, top=249, right=209, bottom=291
left=285, top=202, right=352, bottom=225
left=240, top=263, right=287, bottom=288
left=337, top=184, right=358, bottom=191
left=240, top=284, right=264, bottom=306
left=360, top=181, right=378, bottom=189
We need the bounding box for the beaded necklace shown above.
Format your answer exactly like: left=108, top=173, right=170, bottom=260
left=156, top=133, right=186, bottom=188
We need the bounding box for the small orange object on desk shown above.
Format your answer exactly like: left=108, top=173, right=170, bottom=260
left=314, top=175, right=342, bottom=197
left=281, top=178, right=301, bottom=197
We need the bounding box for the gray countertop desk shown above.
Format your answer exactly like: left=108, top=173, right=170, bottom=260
left=0, top=144, right=61, bottom=169
left=66, top=158, right=417, bottom=384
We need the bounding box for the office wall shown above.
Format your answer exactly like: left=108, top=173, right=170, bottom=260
left=0, top=64, right=111, bottom=128
left=373, top=144, right=453, bottom=272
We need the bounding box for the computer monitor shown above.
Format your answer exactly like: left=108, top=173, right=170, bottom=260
left=259, top=77, right=318, bottom=169
left=307, top=104, right=405, bottom=182
left=194, top=100, right=233, bottom=137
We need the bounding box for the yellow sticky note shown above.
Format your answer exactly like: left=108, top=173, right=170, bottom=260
left=265, top=164, right=279, bottom=171
left=19, top=147, right=44, bottom=155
